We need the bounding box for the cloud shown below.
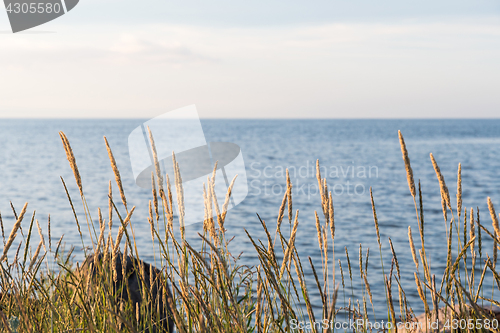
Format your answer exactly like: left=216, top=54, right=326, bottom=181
left=0, top=19, right=499, bottom=118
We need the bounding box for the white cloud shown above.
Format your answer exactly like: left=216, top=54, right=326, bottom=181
left=0, top=19, right=499, bottom=118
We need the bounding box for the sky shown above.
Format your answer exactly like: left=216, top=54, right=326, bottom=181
left=0, top=0, right=499, bottom=118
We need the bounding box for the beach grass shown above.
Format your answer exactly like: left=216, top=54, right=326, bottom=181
left=1, top=130, right=500, bottom=332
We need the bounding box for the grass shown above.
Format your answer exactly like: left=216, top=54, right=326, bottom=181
left=1, top=130, right=500, bottom=332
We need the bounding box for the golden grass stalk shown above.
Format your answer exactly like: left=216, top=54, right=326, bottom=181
left=430, top=153, right=451, bottom=210
left=108, top=180, right=113, bottom=229
left=329, top=192, right=335, bottom=242
left=457, top=163, right=462, bottom=221
left=0, top=211, right=5, bottom=247
left=488, top=197, right=500, bottom=242
left=1, top=202, right=28, bottom=262
left=166, top=174, right=174, bottom=219
left=220, top=175, right=237, bottom=226
left=151, top=172, right=159, bottom=223
left=322, top=226, right=328, bottom=277
left=104, top=136, right=127, bottom=210
left=112, top=206, right=136, bottom=266
left=255, top=267, right=263, bottom=331
left=276, top=185, right=289, bottom=233
left=209, top=177, right=223, bottom=231
left=292, top=253, right=315, bottom=326
left=279, top=210, right=299, bottom=279
left=27, top=240, right=43, bottom=272
left=316, top=159, right=328, bottom=217
left=398, top=130, right=416, bottom=197
left=315, top=211, right=323, bottom=251
left=96, top=208, right=106, bottom=252
left=470, top=207, right=475, bottom=255
left=36, top=218, right=46, bottom=253
left=146, top=127, right=164, bottom=195
left=345, top=247, right=353, bottom=281
left=370, top=187, right=381, bottom=248
left=286, top=169, right=292, bottom=223
left=477, top=207, right=482, bottom=258
left=363, top=273, right=373, bottom=308
left=339, top=259, right=345, bottom=289
left=359, top=244, right=363, bottom=278
left=47, top=214, right=51, bottom=252
left=203, top=183, right=217, bottom=245
left=398, top=284, right=405, bottom=322
left=408, top=226, right=419, bottom=270
left=414, top=272, right=430, bottom=318
left=149, top=198, right=154, bottom=233
left=59, top=132, right=83, bottom=196
left=388, top=238, right=400, bottom=279
left=173, top=153, right=185, bottom=238
left=419, top=249, right=431, bottom=284
left=385, top=275, right=396, bottom=328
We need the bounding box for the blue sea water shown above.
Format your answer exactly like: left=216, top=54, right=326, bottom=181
left=1, top=118, right=500, bottom=321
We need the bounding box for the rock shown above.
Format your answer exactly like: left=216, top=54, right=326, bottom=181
left=400, top=304, right=500, bottom=333
left=74, top=252, right=175, bottom=333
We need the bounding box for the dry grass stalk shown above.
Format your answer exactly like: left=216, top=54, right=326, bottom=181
left=286, top=169, right=292, bottom=222
left=470, top=207, right=475, bottom=255
left=328, top=192, right=334, bottom=242
left=322, top=226, right=328, bottom=270
left=255, top=267, right=263, bottom=326
left=441, top=196, right=448, bottom=222
left=202, top=184, right=209, bottom=234
left=464, top=207, right=467, bottom=249
left=95, top=208, right=106, bottom=252
left=173, top=153, right=185, bottom=238
left=414, top=272, right=430, bottom=318
left=339, top=259, right=345, bottom=288
left=59, top=132, right=83, bottom=196
left=476, top=207, right=482, bottom=258
left=146, top=127, right=164, bottom=195
left=209, top=178, right=223, bottom=231
left=419, top=249, right=431, bottom=284
left=430, top=153, right=451, bottom=210
left=408, top=226, right=419, bottom=270
left=388, top=238, right=401, bottom=279
left=279, top=210, right=299, bottom=278
left=27, top=240, right=43, bottom=272
left=315, top=211, right=323, bottom=251
left=276, top=186, right=289, bottom=232
left=457, top=163, right=462, bottom=221
left=151, top=172, right=159, bottom=223
left=203, top=184, right=217, bottom=245
left=47, top=214, right=51, bottom=252
left=1, top=202, right=28, bottom=262
left=398, top=130, right=416, bottom=197
left=359, top=244, right=363, bottom=278
left=112, top=206, right=136, bottom=269
left=166, top=174, right=174, bottom=219
left=363, top=273, right=373, bottom=308
left=488, top=197, right=500, bottom=242
left=220, top=175, right=237, bottom=226
left=345, top=247, right=353, bottom=281
left=0, top=212, right=5, bottom=247
left=104, top=136, right=127, bottom=210
left=385, top=275, right=396, bottom=327
left=36, top=218, right=46, bottom=253
left=370, top=187, right=381, bottom=247
left=292, top=253, right=315, bottom=326
left=316, top=159, right=328, bottom=217
left=148, top=202, right=157, bottom=248
left=108, top=180, right=113, bottom=228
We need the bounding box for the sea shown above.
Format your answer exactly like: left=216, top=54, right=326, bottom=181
left=1, top=119, right=500, bottom=322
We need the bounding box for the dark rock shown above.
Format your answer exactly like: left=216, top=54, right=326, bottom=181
left=75, top=252, right=175, bottom=333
